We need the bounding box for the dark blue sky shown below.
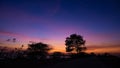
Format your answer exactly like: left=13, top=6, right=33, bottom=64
left=0, top=0, right=120, bottom=53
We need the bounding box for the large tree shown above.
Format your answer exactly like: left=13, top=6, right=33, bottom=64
left=27, top=42, right=52, bottom=59
left=65, top=34, right=86, bottom=53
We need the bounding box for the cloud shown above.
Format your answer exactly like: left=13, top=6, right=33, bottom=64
left=0, top=30, right=28, bottom=38
left=0, top=30, right=52, bottom=43
left=86, top=44, right=120, bottom=54
left=87, top=44, right=120, bottom=49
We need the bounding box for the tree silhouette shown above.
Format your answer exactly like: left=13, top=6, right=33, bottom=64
left=6, top=38, right=16, bottom=42
left=27, top=42, right=52, bottom=59
left=13, top=38, right=16, bottom=42
left=6, top=39, right=10, bottom=42
left=65, top=34, right=86, bottom=53
left=52, top=52, right=63, bottom=59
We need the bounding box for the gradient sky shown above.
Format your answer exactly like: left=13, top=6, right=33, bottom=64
left=0, top=0, right=120, bottom=54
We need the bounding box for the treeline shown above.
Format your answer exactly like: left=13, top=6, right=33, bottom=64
left=0, top=34, right=120, bottom=68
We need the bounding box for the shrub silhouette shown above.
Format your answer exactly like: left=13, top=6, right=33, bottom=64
left=27, top=42, right=52, bottom=59
left=52, top=52, right=64, bottom=59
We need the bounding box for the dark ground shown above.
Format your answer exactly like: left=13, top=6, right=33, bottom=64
left=0, top=56, right=120, bottom=68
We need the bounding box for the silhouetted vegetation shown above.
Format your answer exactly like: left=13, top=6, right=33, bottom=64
left=65, top=34, right=86, bottom=53
left=51, top=52, right=64, bottom=59
left=0, top=34, right=120, bottom=68
left=27, top=42, right=52, bottom=59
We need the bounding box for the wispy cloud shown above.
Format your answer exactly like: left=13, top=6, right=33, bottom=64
left=0, top=30, right=53, bottom=43
left=86, top=44, right=120, bottom=54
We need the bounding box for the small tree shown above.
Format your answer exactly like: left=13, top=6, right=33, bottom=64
left=52, top=52, right=63, bottom=59
left=65, top=34, right=86, bottom=53
left=27, top=42, right=52, bottom=59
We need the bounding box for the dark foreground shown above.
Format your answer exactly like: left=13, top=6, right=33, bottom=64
left=0, top=55, right=120, bottom=68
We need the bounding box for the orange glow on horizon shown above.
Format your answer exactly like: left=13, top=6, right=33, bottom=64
left=0, top=35, right=120, bottom=55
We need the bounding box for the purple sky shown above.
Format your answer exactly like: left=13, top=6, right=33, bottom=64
left=0, top=0, right=120, bottom=53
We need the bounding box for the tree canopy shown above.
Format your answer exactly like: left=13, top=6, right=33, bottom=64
left=27, top=42, right=52, bottom=59
left=65, top=34, right=86, bottom=53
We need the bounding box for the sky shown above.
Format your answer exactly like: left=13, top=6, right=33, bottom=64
left=0, top=0, right=120, bottom=54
